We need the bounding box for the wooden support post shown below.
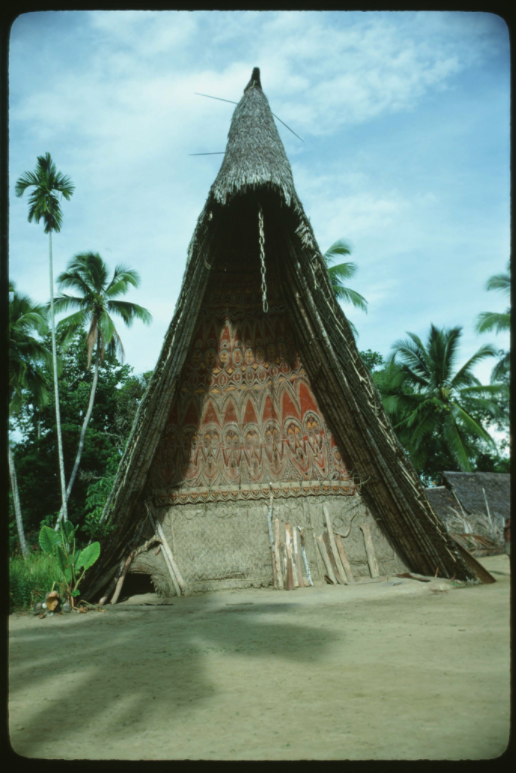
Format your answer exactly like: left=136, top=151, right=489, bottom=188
left=322, top=531, right=346, bottom=585
left=334, top=533, right=355, bottom=582
left=323, top=505, right=348, bottom=583
left=274, top=517, right=284, bottom=590
left=316, top=535, right=337, bottom=584
left=110, top=550, right=135, bottom=605
left=293, top=526, right=305, bottom=587
left=146, top=504, right=183, bottom=596
left=360, top=523, right=380, bottom=578
left=267, top=494, right=278, bottom=588
left=298, top=527, right=313, bottom=586
left=482, top=487, right=494, bottom=532
left=286, top=523, right=298, bottom=589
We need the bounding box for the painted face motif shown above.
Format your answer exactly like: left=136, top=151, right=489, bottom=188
left=219, top=350, right=229, bottom=368
left=267, top=343, right=276, bottom=362
left=205, top=349, right=216, bottom=368
left=245, top=348, right=254, bottom=365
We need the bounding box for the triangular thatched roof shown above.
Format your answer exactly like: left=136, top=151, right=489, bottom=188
left=427, top=472, right=510, bottom=523
left=83, top=68, right=491, bottom=599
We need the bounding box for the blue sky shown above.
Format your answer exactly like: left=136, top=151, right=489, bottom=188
left=9, top=11, right=510, bottom=390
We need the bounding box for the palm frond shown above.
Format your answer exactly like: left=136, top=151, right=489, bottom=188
left=53, top=294, right=89, bottom=315
left=442, top=413, right=474, bottom=471
left=491, top=352, right=510, bottom=383
left=323, top=239, right=352, bottom=264
left=486, top=270, right=510, bottom=295
left=451, top=344, right=497, bottom=388
left=106, top=300, right=152, bottom=326
left=105, top=266, right=140, bottom=297
left=449, top=402, right=496, bottom=447
left=475, top=311, right=510, bottom=335
left=56, top=309, right=89, bottom=349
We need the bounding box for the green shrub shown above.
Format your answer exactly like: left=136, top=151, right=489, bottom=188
left=9, top=552, right=62, bottom=612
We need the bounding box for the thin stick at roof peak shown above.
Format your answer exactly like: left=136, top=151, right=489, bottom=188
left=194, top=92, right=304, bottom=143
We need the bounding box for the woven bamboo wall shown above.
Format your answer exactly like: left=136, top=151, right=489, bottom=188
left=130, top=494, right=408, bottom=595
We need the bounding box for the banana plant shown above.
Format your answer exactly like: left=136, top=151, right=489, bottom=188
left=39, top=521, right=100, bottom=608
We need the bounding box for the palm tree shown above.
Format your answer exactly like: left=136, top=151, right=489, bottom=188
left=323, top=239, right=367, bottom=336
left=383, top=324, right=506, bottom=472
left=9, top=282, right=53, bottom=557
left=15, top=153, right=75, bottom=524
left=475, top=260, right=511, bottom=381
left=52, top=251, right=152, bottom=525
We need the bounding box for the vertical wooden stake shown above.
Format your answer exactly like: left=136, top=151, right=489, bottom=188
left=323, top=505, right=348, bottom=583
left=274, top=517, right=284, bottom=589
left=286, top=523, right=298, bottom=588
left=298, top=527, right=313, bottom=586
left=293, top=526, right=304, bottom=587
left=316, top=535, right=337, bottom=584
left=334, top=533, right=355, bottom=582
left=360, top=523, right=380, bottom=578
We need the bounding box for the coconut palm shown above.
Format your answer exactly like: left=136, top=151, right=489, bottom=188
left=323, top=239, right=367, bottom=336
left=9, top=282, right=53, bottom=557
left=383, top=324, right=506, bottom=472
left=15, top=153, right=75, bottom=524
left=475, top=260, right=510, bottom=381
left=52, top=251, right=152, bottom=525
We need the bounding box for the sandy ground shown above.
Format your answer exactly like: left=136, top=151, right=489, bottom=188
left=9, top=554, right=510, bottom=761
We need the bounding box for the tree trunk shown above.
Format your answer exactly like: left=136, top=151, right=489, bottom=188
left=49, top=231, right=69, bottom=529
left=8, top=444, right=28, bottom=558
left=56, top=340, right=101, bottom=523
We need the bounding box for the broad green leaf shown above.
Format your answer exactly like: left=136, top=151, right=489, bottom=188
left=73, top=550, right=82, bottom=568
left=64, top=566, right=73, bottom=583
left=78, top=542, right=101, bottom=570
left=71, top=590, right=80, bottom=597
left=62, top=520, right=75, bottom=540
left=39, top=526, right=61, bottom=554
left=56, top=545, right=68, bottom=573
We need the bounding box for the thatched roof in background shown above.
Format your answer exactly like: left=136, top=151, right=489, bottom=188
left=441, top=472, right=510, bottom=521
left=82, top=68, right=489, bottom=599
left=425, top=486, right=458, bottom=522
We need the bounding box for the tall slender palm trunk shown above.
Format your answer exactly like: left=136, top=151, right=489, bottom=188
left=8, top=445, right=28, bottom=558
left=49, top=231, right=69, bottom=527
left=56, top=340, right=101, bottom=523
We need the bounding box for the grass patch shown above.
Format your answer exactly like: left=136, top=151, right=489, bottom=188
left=9, top=552, right=62, bottom=612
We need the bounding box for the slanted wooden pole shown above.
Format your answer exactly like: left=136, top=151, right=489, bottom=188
left=110, top=550, right=135, bottom=605
left=316, top=535, right=337, bottom=584
left=298, top=527, right=313, bottom=586
left=334, top=533, right=355, bottom=582
left=360, top=523, right=380, bottom=578
left=323, top=531, right=346, bottom=585
left=274, top=517, right=284, bottom=589
left=146, top=503, right=183, bottom=596
left=482, top=487, right=494, bottom=532
left=286, top=523, right=298, bottom=589
left=293, top=526, right=304, bottom=587
left=323, top=505, right=348, bottom=583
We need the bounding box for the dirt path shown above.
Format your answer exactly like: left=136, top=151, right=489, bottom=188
left=9, top=555, right=510, bottom=760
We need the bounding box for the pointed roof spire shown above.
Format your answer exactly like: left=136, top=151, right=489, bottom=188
left=209, top=67, right=295, bottom=207
left=244, top=66, right=262, bottom=92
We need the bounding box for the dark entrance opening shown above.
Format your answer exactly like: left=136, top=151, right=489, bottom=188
left=120, top=572, right=155, bottom=600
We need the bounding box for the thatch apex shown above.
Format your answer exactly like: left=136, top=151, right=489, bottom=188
left=244, top=66, right=262, bottom=92
left=208, top=67, right=295, bottom=209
